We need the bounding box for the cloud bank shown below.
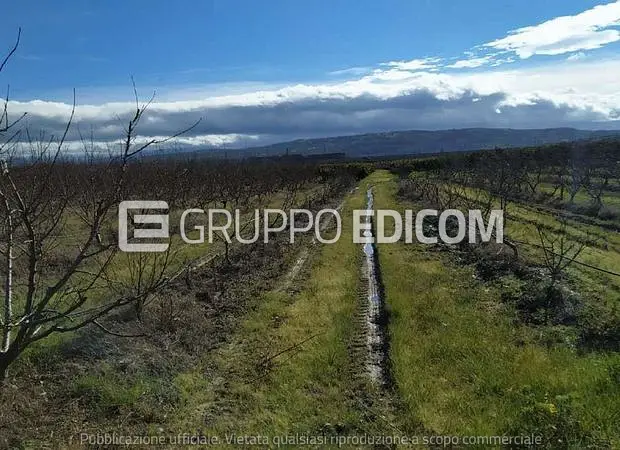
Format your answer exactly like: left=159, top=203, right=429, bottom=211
left=3, top=1, right=620, bottom=150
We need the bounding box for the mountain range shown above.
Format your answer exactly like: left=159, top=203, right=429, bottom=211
left=240, top=128, right=620, bottom=158
left=148, top=128, right=620, bottom=160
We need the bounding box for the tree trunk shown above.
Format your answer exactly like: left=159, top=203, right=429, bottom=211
left=0, top=346, right=18, bottom=384
left=2, top=214, right=13, bottom=354
left=569, top=190, right=578, bottom=204
left=0, top=355, right=9, bottom=383
left=504, top=238, right=519, bottom=260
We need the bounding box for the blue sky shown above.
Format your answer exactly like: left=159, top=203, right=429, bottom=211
left=2, top=0, right=620, bottom=148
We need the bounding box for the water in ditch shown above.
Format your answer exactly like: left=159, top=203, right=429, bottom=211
left=362, top=187, right=388, bottom=385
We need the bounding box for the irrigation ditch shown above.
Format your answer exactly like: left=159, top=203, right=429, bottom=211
left=355, top=187, right=391, bottom=387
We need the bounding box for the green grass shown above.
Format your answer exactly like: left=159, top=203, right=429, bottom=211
left=434, top=179, right=620, bottom=303
left=372, top=170, right=620, bottom=447
left=13, top=185, right=326, bottom=357
left=538, top=182, right=620, bottom=210
left=169, top=179, right=393, bottom=439
left=9, top=170, right=619, bottom=447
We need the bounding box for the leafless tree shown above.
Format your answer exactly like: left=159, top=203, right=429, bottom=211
left=524, top=154, right=546, bottom=197
left=583, top=156, right=613, bottom=212
left=536, top=219, right=586, bottom=282
left=0, top=33, right=199, bottom=381
left=567, top=155, right=587, bottom=205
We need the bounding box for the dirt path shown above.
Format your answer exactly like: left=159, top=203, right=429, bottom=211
left=348, top=186, right=392, bottom=389
left=361, top=187, right=389, bottom=385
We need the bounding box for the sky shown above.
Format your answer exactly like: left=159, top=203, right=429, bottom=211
left=2, top=0, right=620, bottom=149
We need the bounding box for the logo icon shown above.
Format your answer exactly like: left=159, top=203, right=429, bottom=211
left=118, top=201, right=169, bottom=252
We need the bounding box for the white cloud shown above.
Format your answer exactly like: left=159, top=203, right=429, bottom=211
left=484, top=1, right=620, bottom=58
left=567, top=51, right=587, bottom=61
left=57, top=133, right=259, bottom=153
left=490, top=57, right=516, bottom=67
left=447, top=56, right=494, bottom=69
left=380, top=57, right=442, bottom=71
left=8, top=56, right=620, bottom=148
left=328, top=66, right=370, bottom=76
left=166, top=134, right=259, bottom=147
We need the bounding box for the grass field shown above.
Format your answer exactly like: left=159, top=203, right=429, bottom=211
left=168, top=179, right=402, bottom=440
left=373, top=170, right=620, bottom=447
left=3, top=168, right=619, bottom=448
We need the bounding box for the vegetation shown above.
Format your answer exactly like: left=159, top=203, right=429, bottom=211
left=2, top=29, right=620, bottom=449
left=374, top=170, right=619, bottom=447
left=0, top=156, right=361, bottom=446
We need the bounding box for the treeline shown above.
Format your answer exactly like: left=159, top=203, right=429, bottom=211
left=388, top=139, right=620, bottom=218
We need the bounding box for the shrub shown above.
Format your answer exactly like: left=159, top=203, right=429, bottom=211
left=507, top=392, right=606, bottom=448
left=515, top=282, right=580, bottom=326
left=578, top=301, right=620, bottom=351
left=598, top=206, right=620, bottom=221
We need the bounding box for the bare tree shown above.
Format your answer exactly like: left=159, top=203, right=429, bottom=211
left=536, top=219, right=586, bottom=282
left=0, top=28, right=26, bottom=155
left=0, top=33, right=199, bottom=381
left=567, top=150, right=587, bottom=205
left=524, top=153, right=546, bottom=197
left=583, top=155, right=613, bottom=212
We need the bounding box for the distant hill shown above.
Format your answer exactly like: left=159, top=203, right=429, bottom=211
left=236, top=128, right=620, bottom=159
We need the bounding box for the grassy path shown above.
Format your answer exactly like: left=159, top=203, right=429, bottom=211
left=166, top=170, right=619, bottom=447
left=170, top=176, right=400, bottom=443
